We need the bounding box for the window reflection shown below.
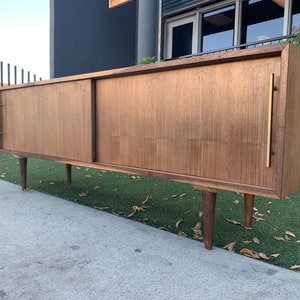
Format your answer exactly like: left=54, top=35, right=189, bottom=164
left=242, top=0, right=284, bottom=43
left=164, top=0, right=300, bottom=59
left=292, top=0, right=300, bottom=31
left=202, top=5, right=235, bottom=52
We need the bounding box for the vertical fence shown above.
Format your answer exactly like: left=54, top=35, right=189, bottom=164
left=0, top=61, right=42, bottom=87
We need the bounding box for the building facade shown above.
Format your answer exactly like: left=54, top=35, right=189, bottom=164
left=50, top=0, right=158, bottom=78
left=162, top=0, right=300, bottom=60
left=50, top=0, right=300, bottom=78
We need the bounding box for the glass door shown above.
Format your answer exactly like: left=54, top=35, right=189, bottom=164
left=164, top=15, right=197, bottom=59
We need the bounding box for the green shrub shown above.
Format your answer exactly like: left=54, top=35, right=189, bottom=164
left=138, top=56, right=156, bottom=65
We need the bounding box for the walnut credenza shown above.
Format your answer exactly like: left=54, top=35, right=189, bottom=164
left=1, top=44, right=300, bottom=250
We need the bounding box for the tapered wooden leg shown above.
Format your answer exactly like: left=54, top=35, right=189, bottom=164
left=66, top=163, right=72, bottom=183
left=19, top=157, right=27, bottom=191
left=244, top=193, right=254, bottom=229
left=202, top=191, right=217, bottom=250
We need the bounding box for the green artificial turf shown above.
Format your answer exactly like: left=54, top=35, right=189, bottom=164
left=0, top=152, right=299, bottom=270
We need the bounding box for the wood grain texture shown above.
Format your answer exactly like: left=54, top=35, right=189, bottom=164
left=0, top=94, right=3, bottom=149
left=0, top=44, right=287, bottom=92
left=282, top=45, right=300, bottom=197
left=1, top=44, right=300, bottom=198
left=96, top=57, right=280, bottom=189
left=1, top=80, right=93, bottom=162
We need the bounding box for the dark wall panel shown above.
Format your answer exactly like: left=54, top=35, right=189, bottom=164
left=51, top=0, right=137, bottom=78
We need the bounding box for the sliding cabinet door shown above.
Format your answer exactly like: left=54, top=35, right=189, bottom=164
left=1, top=79, right=93, bottom=161
left=95, top=56, right=281, bottom=191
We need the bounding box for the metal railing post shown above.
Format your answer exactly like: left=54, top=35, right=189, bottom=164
left=7, top=63, right=10, bottom=85
left=0, top=61, right=3, bottom=87
left=14, top=66, right=17, bottom=84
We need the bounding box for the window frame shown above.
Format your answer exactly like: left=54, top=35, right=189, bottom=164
left=162, top=0, right=295, bottom=59
left=164, top=12, right=199, bottom=59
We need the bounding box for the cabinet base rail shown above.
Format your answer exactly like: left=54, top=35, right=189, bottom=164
left=18, top=157, right=254, bottom=250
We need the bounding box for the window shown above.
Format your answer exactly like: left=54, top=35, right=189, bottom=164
left=241, top=0, right=284, bottom=44
left=172, top=22, right=193, bottom=57
left=165, top=15, right=197, bottom=59
left=164, top=1, right=237, bottom=59
left=163, top=0, right=296, bottom=59
left=202, top=5, right=235, bottom=52
left=292, top=0, right=300, bottom=31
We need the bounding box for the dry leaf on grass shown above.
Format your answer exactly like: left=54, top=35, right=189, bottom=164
left=141, top=195, right=151, bottom=205
left=199, top=211, right=204, bottom=218
left=192, top=222, right=202, bottom=236
left=93, top=206, right=109, bottom=211
left=258, top=252, right=270, bottom=260
left=93, top=185, right=101, bottom=191
left=270, top=253, right=280, bottom=258
left=285, top=231, right=296, bottom=238
left=175, top=219, right=183, bottom=228
left=193, top=235, right=204, bottom=241
left=134, top=205, right=145, bottom=211
left=290, top=265, right=300, bottom=270
left=226, top=219, right=242, bottom=226
left=78, top=191, right=88, bottom=197
left=285, top=235, right=292, bottom=241
left=177, top=231, right=188, bottom=237
left=127, top=205, right=145, bottom=218
left=240, top=248, right=256, bottom=257
left=223, top=242, right=236, bottom=251
left=252, top=213, right=264, bottom=221
left=193, top=221, right=202, bottom=229
left=159, top=227, right=169, bottom=231
left=273, top=235, right=293, bottom=242
left=112, top=211, right=123, bottom=216
left=255, top=212, right=265, bottom=217
left=253, top=237, right=260, bottom=244
left=127, top=210, right=136, bottom=218
left=232, top=199, right=239, bottom=205
left=243, top=240, right=252, bottom=244
left=240, top=248, right=270, bottom=260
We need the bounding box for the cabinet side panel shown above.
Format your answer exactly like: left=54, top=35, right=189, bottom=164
left=0, top=92, right=3, bottom=149
left=2, top=80, right=93, bottom=162
left=282, top=45, right=300, bottom=197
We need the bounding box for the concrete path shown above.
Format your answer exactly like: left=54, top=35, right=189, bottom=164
left=0, top=180, right=300, bottom=300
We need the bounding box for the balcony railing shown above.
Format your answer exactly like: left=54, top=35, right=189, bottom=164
left=166, top=35, right=295, bottom=61
left=0, top=61, right=42, bottom=87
